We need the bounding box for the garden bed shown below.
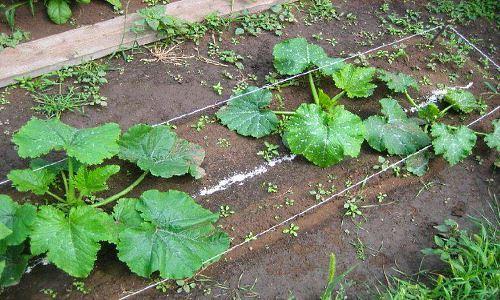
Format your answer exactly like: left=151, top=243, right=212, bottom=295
left=0, top=0, right=499, bottom=298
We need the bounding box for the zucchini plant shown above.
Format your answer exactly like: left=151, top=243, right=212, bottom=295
left=217, top=37, right=499, bottom=172
left=0, top=118, right=229, bottom=287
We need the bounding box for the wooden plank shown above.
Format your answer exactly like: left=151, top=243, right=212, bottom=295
left=0, top=0, right=292, bottom=88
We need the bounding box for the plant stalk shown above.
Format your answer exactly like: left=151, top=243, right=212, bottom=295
left=439, top=105, right=453, bottom=117
left=67, top=159, right=76, bottom=202
left=404, top=90, right=418, bottom=108
left=47, top=191, right=66, bottom=203
left=308, top=73, right=320, bottom=105
left=446, top=125, right=487, bottom=136
left=91, top=171, right=149, bottom=208
left=61, top=171, right=69, bottom=197
left=273, top=110, right=296, bottom=116
left=331, top=90, right=346, bottom=104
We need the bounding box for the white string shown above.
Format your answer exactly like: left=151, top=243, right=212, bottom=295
left=0, top=26, right=441, bottom=187
left=119, top=105, right=499, bottom=299
left=449, top=26, right=500, bottom=70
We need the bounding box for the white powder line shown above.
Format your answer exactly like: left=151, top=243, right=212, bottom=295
left=405, top=82, right=474, bottom=113
left=198, top=155, right=296, bottom=197
left=120, top=105, right=499, bottom=300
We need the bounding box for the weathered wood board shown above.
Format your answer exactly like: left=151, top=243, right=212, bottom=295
left=0, top=0, right=292, bottom=88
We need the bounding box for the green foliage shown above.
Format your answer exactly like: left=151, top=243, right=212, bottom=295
left=132, top=6, right=189, bottom=39
left=484, top=119, right=499, bottom=151
left=418, top=103, right=441, bottom=124
left=307, top=0, right=338, bottom=23
left=45, top=0, right=120, bottom=25
left=273, top=37, right=327, bottom=75
left=443, top=90, right=478, bottom=113
left=30, top=205, right=115, bottom=277
left=0, top=244, right=30, bottom=287
left=74, top=165, right=121, bottom=197
left=431, top=123, right=476, bottom=165
left=0, top=29, right=30, bottom=51
left=114, top=190, right=230, bottom=279
left=216, top=87, right=278, bottom=138
left=405, top=151, right=430, bottom=177
left=118, top=124, right=206, bottom=179
left=427, top=0, right=499, bottom=25
left=283, top=104, right=365, bottom=167
left=12, top=118, right=121, bottom=165
left=365, top=98, right=430, bottom=155
left=331, top=64, right=377, bottom=98
left=8, top=168, right=57, bottom=196
left=235, top=3, right=296, bottom=36
left=0, top=195, right=36, bottom=247
left=378, top=70, right=419, bottom=93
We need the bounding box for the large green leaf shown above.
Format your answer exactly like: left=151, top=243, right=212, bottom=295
left=115, top=190, right=230, bottom=279
left=431, top=123, right=476, bottom=165
left=7, top=168, right=57, bottom=196
left=46, top=0, right=72, bottom=25
left=405, top=150, right=430, bottom=176
left=443, top=90, right=477, bottom=113
left=216, top=87, right=278, bottom=138
left=0, top=195, right=36, bottom=247
left=332, top=64, right=377, bottom=98
left=364, top=98, right=430, bottom=155
left=378, top=70, right=419, bottom=93
left=30, top=205, right=115, bottom=278
left=0, top=244, right=30, bottom=287
left=74, top=165, right=120, bottom=197
left=12, top=118, right=121, bottom=165
left=315, top=57, right=347, bottom=76
left=119, top=124, right=205, bottom=179
left=104, top=0, right=122, bottom=9
left=484, top=119, right=499, bottom=151
left=283, top=104, right=365, bottom=167
left=273, top=37, right=327, bottom=75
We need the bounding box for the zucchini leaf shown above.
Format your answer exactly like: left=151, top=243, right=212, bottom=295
left=418, top=103, right=441, bottom=124
left=115, top=190, right=230, bottom=279
left=216, top=87, right=278, bottom=138
left=405, top=150, right=430, bottom=176
left=104, top=0, right=122, bottom=9
left=332, top=64, right=377, bottom=98
left=119, top=124, right=205, bottom=179
left=364, top=98, right=430, bottom=155
left=443, top=89, right=478, bottom=113
left=74, top=165, right=121, bottom=197
left=0, top=244, right=30, bottom=287
left=30, top=205, right=115, bottom=278
left=378, top=70, right=419, bottom=93
left=0, top=195, right=36, bottom=247
left=431, top=123, right=476, bottom=165
left=46, top=0, right=72, bottom=25
left=283, top=103, right=365, bottom=167
left=484, top=119, right=499, bottom=151
left=273, top=37, right=327, bottom=75
left=12, top=118, right=121, bottom=165
left=8, top=168, right=57, bottom=196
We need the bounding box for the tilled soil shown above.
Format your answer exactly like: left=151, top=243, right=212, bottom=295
left=1, top=0, right=499, bottom=299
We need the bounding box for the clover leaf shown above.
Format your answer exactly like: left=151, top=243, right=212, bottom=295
left=119, top=124, right=205, bottom=179
left=484, top=119, right=499, bottom=151
left=364, top=98, right=430, bottom=155
left=378, top=70, right=419, bottom=93
left=283, top=103, right=365, bottom=167
left=431, top=123, right=477, bottom=165
left=12, top=118, right=121, bottom=165
left=273, top=37, right=327, bottom=75
left=332, top=64, right=377, bottom=98
left=30, top=205, right=115, bottom=278
left=115, top=190, right=230, bottom=279
left=216, top=87, right=278, bottom=138
left=443, top=90, right=478, bottom=113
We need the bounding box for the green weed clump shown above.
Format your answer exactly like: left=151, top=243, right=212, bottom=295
left=427, top=0, right=499, bottom=26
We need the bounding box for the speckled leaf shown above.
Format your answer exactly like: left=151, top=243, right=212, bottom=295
left=405, top=150, right=430, bottom=176
left=74, top=165, right=121, bottom=197
left=484, top=119, right=499, bottom=151
left=364, top=98, right=430, bottom=155
left=431, top=123, right=476, bottom=165
left=7, top=168, right=57, bottom=196
left=332, top=64, right=377, bottom=98
left=30, top=205, right=115, bottom=278
left=378, top=70, right=419, bottom=93
left=315, top=56, right=346, bottom=76
left=443, top=90, right=477, bottom=113
left=0, top=244, right=30, bottom=287
left=273, top=38, right=327, bottom=75
left=12, top=118, right=120, bottom=165
left=283, top=104, right=365, bottom=167
left=119, top=124, right=205, bottom=179
left=216, top=87, right=278, bottom=138
left=418, top=103, right=441, bottom=124
left=0, top=195, right=36, bottom=247
left=115, top=190, right=230, bottom=279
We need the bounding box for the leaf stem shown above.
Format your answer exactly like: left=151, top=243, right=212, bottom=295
left=404, top=90, right=418, bottom=108
left=61, top=171, right=69, bottom=197
left=308, top=73, right=320, bottom=105
left=91, top=171, right=149, bottom=208
left=47, top=191, right=66, bottom=203
left=273, top=110, right=296, bottom=116
left=446, top=125, right=487, bottom=136
left=439, top=105, right=453, bottom=117
left=331, top=90, right=346, bottom=104
left=67, top=159, right=76, bottom=202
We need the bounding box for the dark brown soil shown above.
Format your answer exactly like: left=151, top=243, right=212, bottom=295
left=1, top=0, right=499, bottom=299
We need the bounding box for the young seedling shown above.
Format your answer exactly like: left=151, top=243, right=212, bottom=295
left=344, top=198, right=362, bottom=217
left=213, top=82, right=224, bottom=95
left=219, top=205, right=235, bottom=217
left=257, top=141, right=280, bottom=161
left=282, top=223, right=299, bottom=237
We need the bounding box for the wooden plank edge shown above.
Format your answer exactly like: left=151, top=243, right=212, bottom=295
left=0, top=0, right=294, bottom=88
